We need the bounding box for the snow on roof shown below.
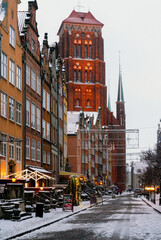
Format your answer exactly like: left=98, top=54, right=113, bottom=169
left=18, top=11, right=28, bottom=35
left=67, top=111, right=98, bottom=135
left=67, top=112, right=80, bottom=134
left=0, top=1, right=7, bottom=22
left=28, top=166, right=51, bottom=174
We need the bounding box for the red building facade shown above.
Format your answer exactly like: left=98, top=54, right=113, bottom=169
left=58, top=10, right=126, bottom=190
left=58, top=10, right=107, bottom=125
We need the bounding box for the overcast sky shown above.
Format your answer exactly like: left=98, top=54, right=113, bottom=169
left=19, top=0, right=161, bottom=156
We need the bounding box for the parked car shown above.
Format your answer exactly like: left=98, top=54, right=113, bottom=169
left=134, top=188, right=144, bottom=195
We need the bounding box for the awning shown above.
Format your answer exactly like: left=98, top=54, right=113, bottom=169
left=59, top=171, right=83, bottom=176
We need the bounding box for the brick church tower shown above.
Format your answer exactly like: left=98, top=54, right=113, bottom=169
left=58, top=10, right=108, bottom=125
left=58, top=10, right=126, bottom=190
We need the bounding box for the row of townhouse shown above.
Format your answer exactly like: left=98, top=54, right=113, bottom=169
left=0, top=0, right=67, bottom=186
left=67, top=108, right=110, bottom=185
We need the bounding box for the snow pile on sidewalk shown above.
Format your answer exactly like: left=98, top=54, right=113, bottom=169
left=0, top=201, right=90, bottom=240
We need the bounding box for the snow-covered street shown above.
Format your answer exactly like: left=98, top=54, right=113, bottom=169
left=12, top=195, right=161, bottom=240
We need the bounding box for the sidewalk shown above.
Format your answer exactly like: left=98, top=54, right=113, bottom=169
left=0, top=201, right=91, bottom=240
left=141, top=194, right=161, bottom=214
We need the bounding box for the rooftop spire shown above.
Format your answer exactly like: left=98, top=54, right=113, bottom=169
left=117, top=55, right=124, bottom=103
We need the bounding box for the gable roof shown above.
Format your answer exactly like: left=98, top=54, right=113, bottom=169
left=63, top=10, right=103, bottom=27
left=18, top=11, right=28, bottom=35
left=0, top=0, right=7, bottom=22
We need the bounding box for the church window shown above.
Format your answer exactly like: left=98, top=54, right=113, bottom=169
left=76, top=99, right=80, bottom=107
left=87, top=99, right=91, bottom=107
left=74, top=70, right=77, bottom=82
left=89, top=45, right=92, bottom=59
left=85, top=71, right=88, bottom=83
left=74, top=45, right=77, bottom=58
left=78, top=71, right=82, bottom=82
left=78, top=45, right=82, bottom=58
left=89, top=71, right=93, bottom=83
left=85, top=45, right=88, bottom=58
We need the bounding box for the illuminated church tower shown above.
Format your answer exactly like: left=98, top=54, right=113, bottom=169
left=58, top=10, right=108, bottom=125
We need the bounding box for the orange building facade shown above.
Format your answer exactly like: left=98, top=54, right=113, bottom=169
left=0, top=0, right=23, bottom=178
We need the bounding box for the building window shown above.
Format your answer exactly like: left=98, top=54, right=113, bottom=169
left=74, top=70, right=77, bottom=82
left=36, top=106, right=40, bottom=132
left=47, top=93, right=50, bottom=112
left=26, top=64, right=30, bottom=86
left=9, top=25, right=15, bottom=48
left=85, top=45, right=88, bottom=58
left=37, top=141, right=41, bottom=162
left=9, top=137, right=14, bottom=159
left=47, top=152, right=50, bottom=165
left=89, top=71, right=93, bottom=83
left=43, top=151, right=46, bottom=164
left=16, top=102, right=21, bottom=125
left=87, top=99, right=91, bottom=107
left=16, top=66, right=21, bottom=90
left=1, top=51, right=7, bottom=79
left=1, top=92, right=7, bottom=118
left=85, top=71, right=88, bottom=83
left=76, top=98, right=80, bottom=107
left=78, top=45, right=82, bottom=58
left=26, top=137, right=30, bottom=159
left=1, top=133, right=7, bottom=157
left=9, top=97, right=15, bottom=121
left=37, top=75, right=41, bottom=95
left=31, top=139, right=35, bottom=160
left=43, top=89, right=46, bottom=108
left=78, top=70, right=82, bottom=82
left=26, top=99, right=30, bottom=126
left=31, top=103, right=35, bottom=129
left=16, top=141, right=21, bottom=162
left=89, top=45, right=92, bottom=59
left=31, top=70, right=36, bottom=91
left=74, top=44, right=77, bottom=58
left=43, top=120, right=46, bottom=138
left=47, top=122, right=50, bottom=141
left=31, top=39, right=35, bottom=54
left=9, top=59, right=15, bottom=85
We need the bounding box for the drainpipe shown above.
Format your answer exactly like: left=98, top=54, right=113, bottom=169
left=0, top=32, right=3, bottom=80
left=56, top=55, right=61, bottom=183
left=57, top=72, right=60, bottom=183
left=62, top=60, right=65, bottom=171
left=22, top=35, right=27, bottom=170
left=40, top=56, right=44, bottom=168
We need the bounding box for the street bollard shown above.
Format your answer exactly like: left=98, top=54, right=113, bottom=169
left=36, top=202, right=44, bottom=218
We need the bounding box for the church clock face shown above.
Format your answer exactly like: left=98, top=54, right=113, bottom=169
left=81, top=32, right=85, bottom=37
